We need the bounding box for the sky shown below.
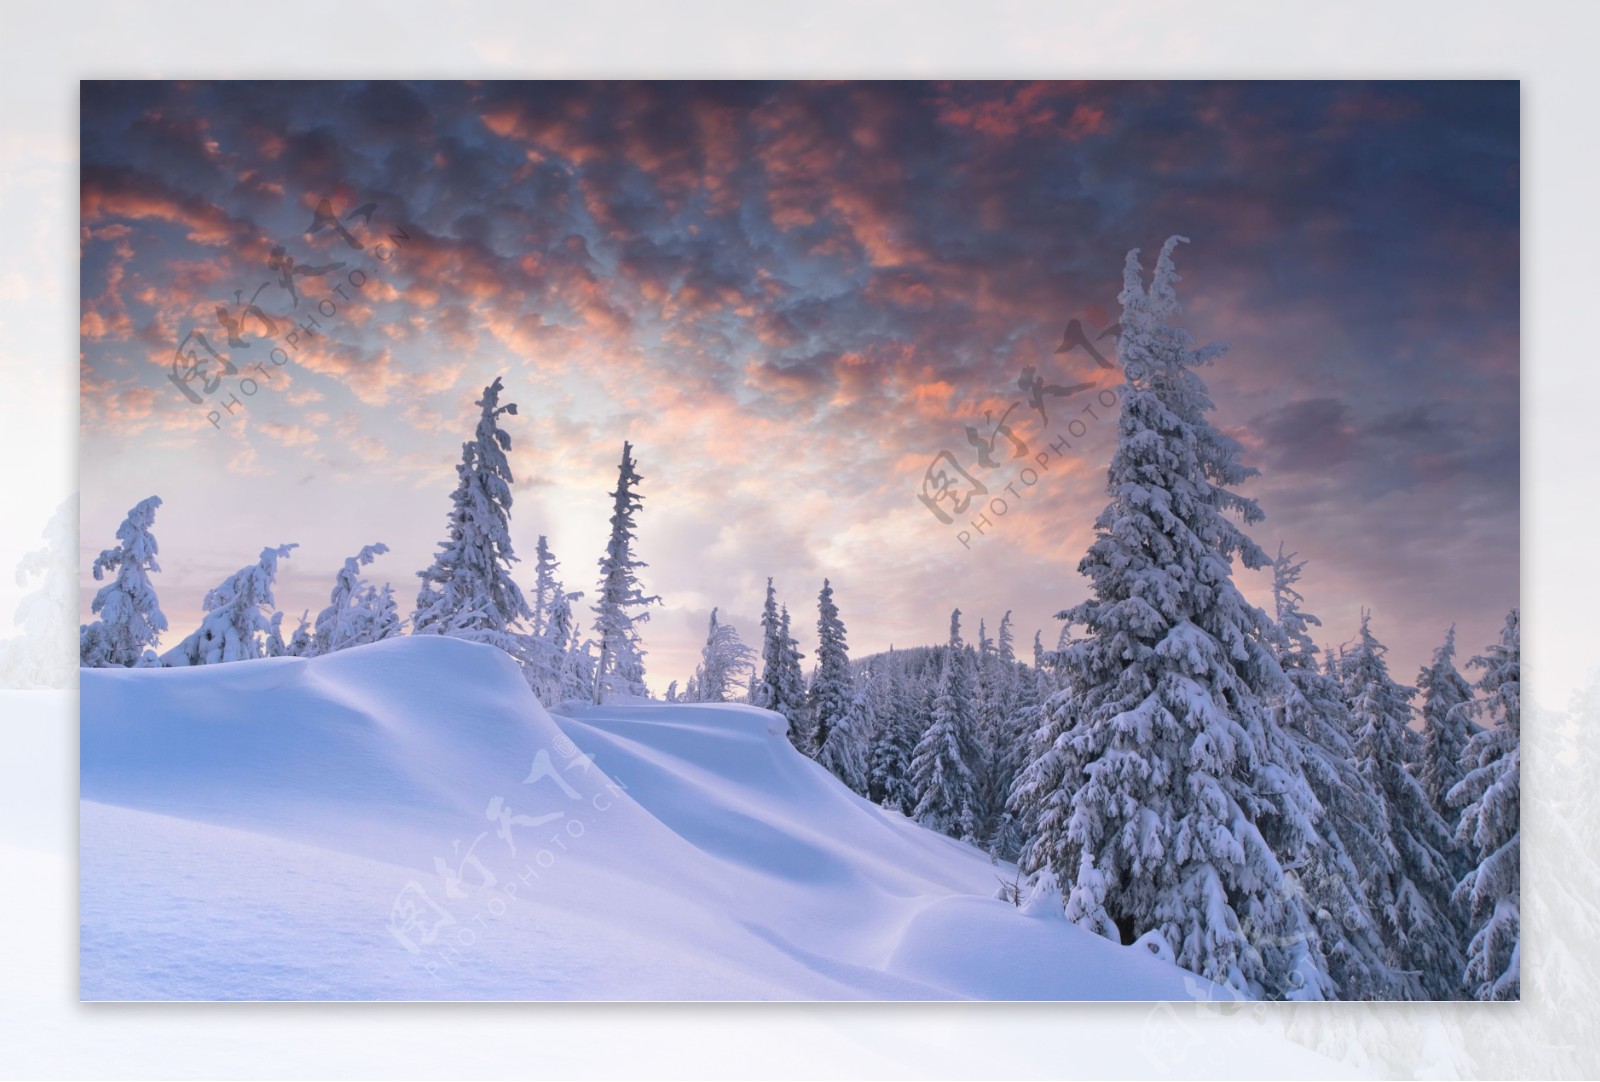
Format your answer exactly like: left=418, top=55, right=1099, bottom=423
left=78, top=80, right=1519, bottom=691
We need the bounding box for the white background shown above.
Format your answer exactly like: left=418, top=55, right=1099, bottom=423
left=1, top=1, right=1594, bottom=1077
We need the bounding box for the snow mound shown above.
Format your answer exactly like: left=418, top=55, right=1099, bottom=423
left=81, top=635, right=1222, bottom=1000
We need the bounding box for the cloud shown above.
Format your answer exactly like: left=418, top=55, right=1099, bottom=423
left=1251, top=397, right=1359, bottom=473
left=76, top=80, right=1520, bottom=687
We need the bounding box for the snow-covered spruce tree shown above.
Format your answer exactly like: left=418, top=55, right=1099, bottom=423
left=1417, top=626, right=1479, bottom=831
left=524, top=535, right=589, bottom=703
left=691, top=607, right=756, bottom=702
left=989, top=664, right=1040, bottom=863
left=306, top=542, right=396, bottom=656
left=284, top=610, right=314, bottom=657
left=910, top=652, right=981, bottom=840
left=560, top=635, right=598, bottom=703
left=1267, top=546, right=1400, bottom=1000
left=985, top=646, right=1049, bottom=857
left=162, top=544, right=297, bottom=666
left=867, top=654, right=918, bottom=812
left=973, top=612, right=1024, bottom=848
left=1009, top=237, right=1325, bottom=1000
left=591, top=441, right=661, bottom=702
left=1011, top=672, right=1068, bottom=870
left=80, top=495, right=167, bottom=668
left=810, top=579, right=850, bottom=749
left=1343, top=612, right=1467, bottom=999
left=1448, top=608, right=1520, bottom=1001
left=779, top=604, right=812, bottom=750
left=977, top=609, right=1028, bottom=854
left=910, top=613, right=983, bottom=841
left=819, top=681, right=871, bottom=795
left=530, top=535, right=562, bottom=642
left=264, top=610, right=292, bottom=658
left=412, top=377, right=535, bottom=665
left=810, top=579, right=863, bottom=783
left=944, top=609, right=985, bottom=767
left=753, top=579, right=785, bottom=710
left=368, top=583, right=403, bottom=642
left=752, top=580, right=809, bottom=747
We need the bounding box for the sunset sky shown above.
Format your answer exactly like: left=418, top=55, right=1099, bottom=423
left=78, top=80, right=1519, bottom=689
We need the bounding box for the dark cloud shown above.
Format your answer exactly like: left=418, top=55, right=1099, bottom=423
left=1253, top=397, right=1359, bottom=473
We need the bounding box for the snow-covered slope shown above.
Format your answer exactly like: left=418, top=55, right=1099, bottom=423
left=81, top=636, right=1221, bottom=1001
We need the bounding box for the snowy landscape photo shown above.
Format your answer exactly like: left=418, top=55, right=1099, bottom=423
left=78, top=80, right=1519, bottom=1002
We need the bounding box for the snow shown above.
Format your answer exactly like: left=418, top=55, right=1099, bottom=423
left=80, top=634, right=1225, bottom=1001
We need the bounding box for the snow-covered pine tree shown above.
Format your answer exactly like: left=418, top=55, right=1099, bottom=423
left=1449, top=608, right=1520, bottom=1001
left=559, top=634, right=598, bottom=703
left=530, top=535, right=561, bottom=642
left=778, top=603, right=811, bottom=750
left=1009, top=237, right=1325, bottom=1000
left=264, top=610, right=291, bottom=658
left=1027, top=628, right=1062, bottom=696
left=949, top=613, right=986, bottom=764
left=691, top=607, right=756, bottom=702
left=1343, top=612, right=1467, bottom=999
left=162, top=544, right=298, bottom=666
left=978, top=608, right=1027, bottom=856
left=973, top=613, right=1022, bottom=847
left=285, top=610, right=314, bottom=657
left=369, top=583, right=403, bottom=642
left=412, top=377, right=535, bottom=664
left=524, top=535, right=588, bottom=703
left=910, top=647, right=983, bottom=841
left=989, top=664, right=1039, bottom=863
left=753, top=578, right=785, bottom=710
left=819, top=681, right=871, bottom=795
left=80, top=495, right=167, bottom=668
left=1417, top=626, right=1479, bottom=830
left=591, top=441, right=660, bottom=702
left=307, top=542, right=395, bottom=656
left=809, top=579, right=857, bottom=770
left=1267, top=546, right=1400, bottom=1000
left=867, top=653, right=918, bottom=812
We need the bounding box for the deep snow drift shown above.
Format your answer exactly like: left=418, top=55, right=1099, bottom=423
left=81, top=636, right=1222, bottom=1001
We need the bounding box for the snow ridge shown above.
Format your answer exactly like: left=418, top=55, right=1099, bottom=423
left=81, top=635, right=1216, bottom=1001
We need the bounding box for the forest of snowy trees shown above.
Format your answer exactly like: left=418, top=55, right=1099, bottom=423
left=77, top=237, right=1520, bottom=1002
